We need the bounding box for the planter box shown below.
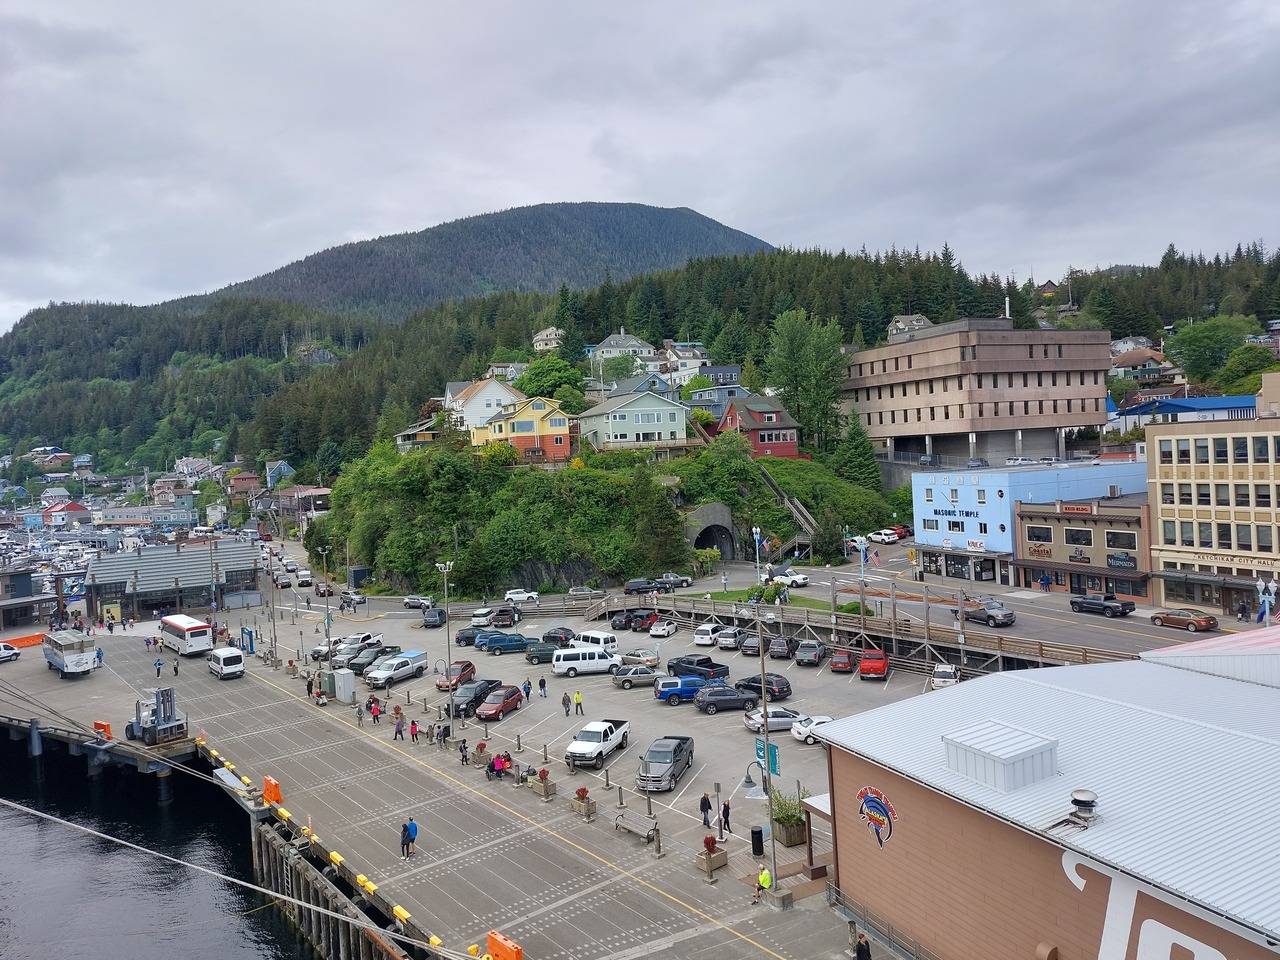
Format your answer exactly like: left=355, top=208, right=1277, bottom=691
left=531, top=779, right=557, bottom=798
left=695, top=848, right=729, bottom=872
left=772, top=819, right=806, bottom=847
left=570, top=797, right=597, bottom=818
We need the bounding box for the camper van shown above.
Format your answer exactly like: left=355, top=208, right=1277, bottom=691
left=207, top=647, right=245, bottom=679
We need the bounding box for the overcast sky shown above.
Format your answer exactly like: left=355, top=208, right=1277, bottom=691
left=1, top=1, right=1277, bottom=332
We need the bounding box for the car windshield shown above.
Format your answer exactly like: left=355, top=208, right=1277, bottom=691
left=644, top=748, right=673, bottom=762
left=485, top=691, right=506, bottom=702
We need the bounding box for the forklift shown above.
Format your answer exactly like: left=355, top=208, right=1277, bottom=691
left=123, top=687, right=189, bottom=746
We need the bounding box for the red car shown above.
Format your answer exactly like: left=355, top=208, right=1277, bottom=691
left=314, top=583, right=334, bottom=597
left=475, top=684, right=524, bottom=721
left=829, top=649, right=856, bottom=673
left=859, top=649, right=889, bottom=680
left=630, top=610, right=660, bottom=632
left=436, top=659, right=476, bottom=691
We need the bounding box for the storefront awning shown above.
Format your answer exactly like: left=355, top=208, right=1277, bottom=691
left=1150, top=571, right=1255, bottom=589
left=1012, top=559, right=1149, bottom=580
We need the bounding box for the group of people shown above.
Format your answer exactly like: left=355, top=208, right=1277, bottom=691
left=699, top=792, right=733, bottom=832
left=485, top=749, right=517, bottom=779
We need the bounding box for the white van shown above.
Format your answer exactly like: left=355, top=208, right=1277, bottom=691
left=207, top=647, right=245, bottom=680
left=572, top=629, right=618, bottom=655
left=552, top=648, right=623, bottom=678
left=296, top=570, right=313, bottom=587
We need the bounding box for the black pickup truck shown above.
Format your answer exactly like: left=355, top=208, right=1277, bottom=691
left=666, top=654, right=730, bottom=680
left=1069, top=593, right=1136, bottom=618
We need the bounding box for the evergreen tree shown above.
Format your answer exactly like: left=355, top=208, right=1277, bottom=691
left=629, top=463, right=688, bottom=571
left=739, top=356, right=767, bottom=394
left=557, top=324, right=586, bottom=365
left=825, top=417, right=882, bottom=491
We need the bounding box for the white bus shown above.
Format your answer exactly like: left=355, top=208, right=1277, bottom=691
left=159, top=614, right=215, bottom=656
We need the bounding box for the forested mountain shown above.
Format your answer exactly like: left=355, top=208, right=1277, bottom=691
left=168, top=202, right=773, bottom=322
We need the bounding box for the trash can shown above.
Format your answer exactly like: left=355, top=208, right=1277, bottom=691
left=751, top=825, right=765, bottom=857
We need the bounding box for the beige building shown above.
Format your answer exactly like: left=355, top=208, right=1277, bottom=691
left=842, top=316, right=1111, bottom=464
left=1014, top=492, right=1151, bottom=599
left=1146, top=375, right=1280, bottom=613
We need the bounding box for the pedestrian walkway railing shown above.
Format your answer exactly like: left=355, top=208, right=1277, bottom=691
left=827, top=882, right=943, bottom=960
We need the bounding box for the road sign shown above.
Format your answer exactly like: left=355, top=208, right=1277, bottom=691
left=755, top=737, right=780, bottom=775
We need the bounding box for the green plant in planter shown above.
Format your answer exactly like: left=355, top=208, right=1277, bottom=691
left=768, top=787, right=811, bottom=826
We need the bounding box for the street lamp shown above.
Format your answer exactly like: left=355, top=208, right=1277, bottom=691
left=1256, top=577, right=1276, bottom=625
left=436, top=560, right=454, bottom=683
left=318, top=546, right=332, bottom=653
left=751, top=526, right=762, bottom=586
left=740, top=747, right=780, bottom=899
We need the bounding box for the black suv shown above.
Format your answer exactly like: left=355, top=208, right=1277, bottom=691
left=542, top=627, right=576, bottom=646
left=451, top=678, right=502, bottom=717
left=694, top=685, right=759, bottom=715
left=455, top=627, right=484, bottom=647
left=624, top=578, right=672, bottom=595
left=611, top=610, right=638, bottom=630
left=734, top=673, right=793, bottom=702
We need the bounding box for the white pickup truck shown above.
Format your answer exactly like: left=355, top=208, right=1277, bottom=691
left=564, top=718, right=630, bottom=770
left=311, top=632, right=382, bottom=664
left=330, top=633, right=384, bottom=669
left=364, top=650, right=429, bottom=688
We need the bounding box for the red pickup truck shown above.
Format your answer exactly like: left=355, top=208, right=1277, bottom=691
left=859, top=649, right=889, bottom=681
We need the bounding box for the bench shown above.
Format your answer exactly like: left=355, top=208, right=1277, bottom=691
left=614, top=812, right=658, bottom=844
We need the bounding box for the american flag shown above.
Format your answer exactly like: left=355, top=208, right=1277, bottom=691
left=870, top=549, right=881, bottom=567
left=1273, top=608, right=1280, bottom=625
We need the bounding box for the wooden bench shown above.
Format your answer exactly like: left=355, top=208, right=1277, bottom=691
left=614, top=812, right=658, bottom=844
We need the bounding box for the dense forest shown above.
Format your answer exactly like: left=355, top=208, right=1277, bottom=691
left=169, top=202, right=772, bottom=322
left=1, top=219, right=1277, bottom=480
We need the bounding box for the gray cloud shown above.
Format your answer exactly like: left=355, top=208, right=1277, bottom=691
left=0, top=0, right=1275, bottom=330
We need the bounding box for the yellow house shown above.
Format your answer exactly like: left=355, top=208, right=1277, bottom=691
left=470, top=397, right=575, bottom=462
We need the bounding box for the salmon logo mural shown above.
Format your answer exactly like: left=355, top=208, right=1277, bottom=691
left=857, top=786, right=898, bottom=847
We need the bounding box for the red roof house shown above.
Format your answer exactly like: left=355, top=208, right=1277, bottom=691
left=717, top=398, right=802, bottom=458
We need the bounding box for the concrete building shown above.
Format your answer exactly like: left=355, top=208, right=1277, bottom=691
left=1145, top=377, right=1280, bottom=613
left=1014, top=492, right=1151, bottom=599
left=816, top=634, right=1280, bottom=960
left=842, top=316, right=1111, bottom=465
left=912, top=461, right=1147, bottom=586
left=83, top=539, right=263, bottom=621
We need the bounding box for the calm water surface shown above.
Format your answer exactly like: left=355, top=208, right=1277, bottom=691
left=0, top=737, right=319, bottom=960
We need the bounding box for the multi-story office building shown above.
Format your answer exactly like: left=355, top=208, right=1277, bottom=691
left=843, top=315, right=1111, bottom=464
left=911, top=461, right=1147, bottom=586
left=1147, top=374, right=1280, bottom=613
left=1013, top=492, right=1151, bottom=600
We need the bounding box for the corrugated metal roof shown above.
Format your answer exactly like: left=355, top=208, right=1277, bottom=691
left=819, top=661, right=1280, bottom=940
left=1141, top=630, right=1280, bottom=688
left=86, top=541, right=262, bottom=592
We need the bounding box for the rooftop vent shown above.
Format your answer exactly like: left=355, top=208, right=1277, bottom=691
left=943, top=720, right=1059, bottom=793
left=1070, top=789, right=1098, bottom=822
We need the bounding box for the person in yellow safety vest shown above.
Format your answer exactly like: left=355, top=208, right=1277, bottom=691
left=752, top=864, right=772, bottom=904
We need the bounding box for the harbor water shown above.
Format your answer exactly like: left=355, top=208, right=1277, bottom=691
left=0, top=736, right=319, bottom=960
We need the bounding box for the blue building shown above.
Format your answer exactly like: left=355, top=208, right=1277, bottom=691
left=911, top=461, right=1148, bottom=585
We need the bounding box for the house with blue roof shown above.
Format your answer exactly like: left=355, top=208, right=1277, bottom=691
left=687, top=383, right=755, bottom=420
left=1110, top=395, right=1255, bottom=433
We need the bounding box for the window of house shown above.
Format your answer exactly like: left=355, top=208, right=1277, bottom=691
left=1217, top=523, right=1232, bottom=549
left=1026, top=526, right=1052, bottom=543
left=1198, top=522, right=1213, bottom=547
left=1236, top=484, right=1251, bottom=507
left=1106, top=530, right=1137, bottom=550
left=1258, top=485, right=1272, bottom=508
left=1176, top=439, right=1191, bottom=463
left=1181, top=522, right=1194, bottom=546
left=925, top=488, right=934, bottom=503
left=1214, top=437, right=1229, bottom=463
left=923, top=519, right=939, bottom=530
left=978, top=522, right=988, bottom=534
left=1037, top=372, right=1043, bottom=387
left=1022, top=373, right=1029, bottom=387
left=553, top=436, right=564, bottom=445
left=950, top=489, right=959, bottom=502
left=977, top=374, right=983, bottom=388
left=929, top=408, right=935, bottom=421
left=1065, top=528, right=1093, bottom=547
left=1158, top=440, right=1173, bottom=464
left=928, top=381, right=935, bottom=394
left=1162, top=520, right=1176, bottom=545
left=1051, top=372, right=1058, bottom=386
left=550, top=417, right=567, bottom=428
left=1216, top=484, right=1230, bottom=506
left=764, top=413, right=777, bottom=423
left=1179, top=484, right=1192, bottom=505
left=947, top=520, right=965, bottom=533
left=1256, top=436, right=1271, bottom=463
left=1024, top=401, right=1030, bottom=416
left=512, top=421, right=534, bottom=433
left=669, top=412, right=678, bottom=422
left=1195, top=438, right=1209, bottom=463
left=611, top=413, right=628, bottom=422
left=977, top=490, right=986, bottom=505
left=1234, top=437, right=1249, bottom=462
left=532, top=401, right=546, bottom=410
left=1259, top=526, right=1274, bottom=553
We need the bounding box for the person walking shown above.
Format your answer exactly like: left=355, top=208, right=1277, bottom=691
left=855, top=933, right=872, bottom=960
left=561, top=692, right=571, bottom=716
left=145, top=636, right=152, bottom=653
left=436, top=725, right=446, bottom=748
left=393, top=715, right=405, bottom=740
left=173, top=658, right=179, bottom=676
left=538, top=677, right=547, bottom=698
left=752, top=863, right=772, bottom=904
left=1238, top=599, right=1249, bottom=622
left=409, top=719, right=419, bottom=744
left=399, top=823, right=411, bottom=861
left=573, top=690, right=584, bottom=715
left=371, top=701, right=381, bottom=725
left=406, top=817, right=418, bottom=857
left=721, top=799, right=732, bottom=834
left=522, top=678, right=532, bottom=702
left=306, top=677, right=314, bottom=699
left=459, top=739, right=469, bottom=765
left=95, top=647, right=104, bottom=669
left=355, top=702, right=364, bottom=726
left=154, top=657, right=164, bottom=678
left=699, top=792, right=713, bottom=827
